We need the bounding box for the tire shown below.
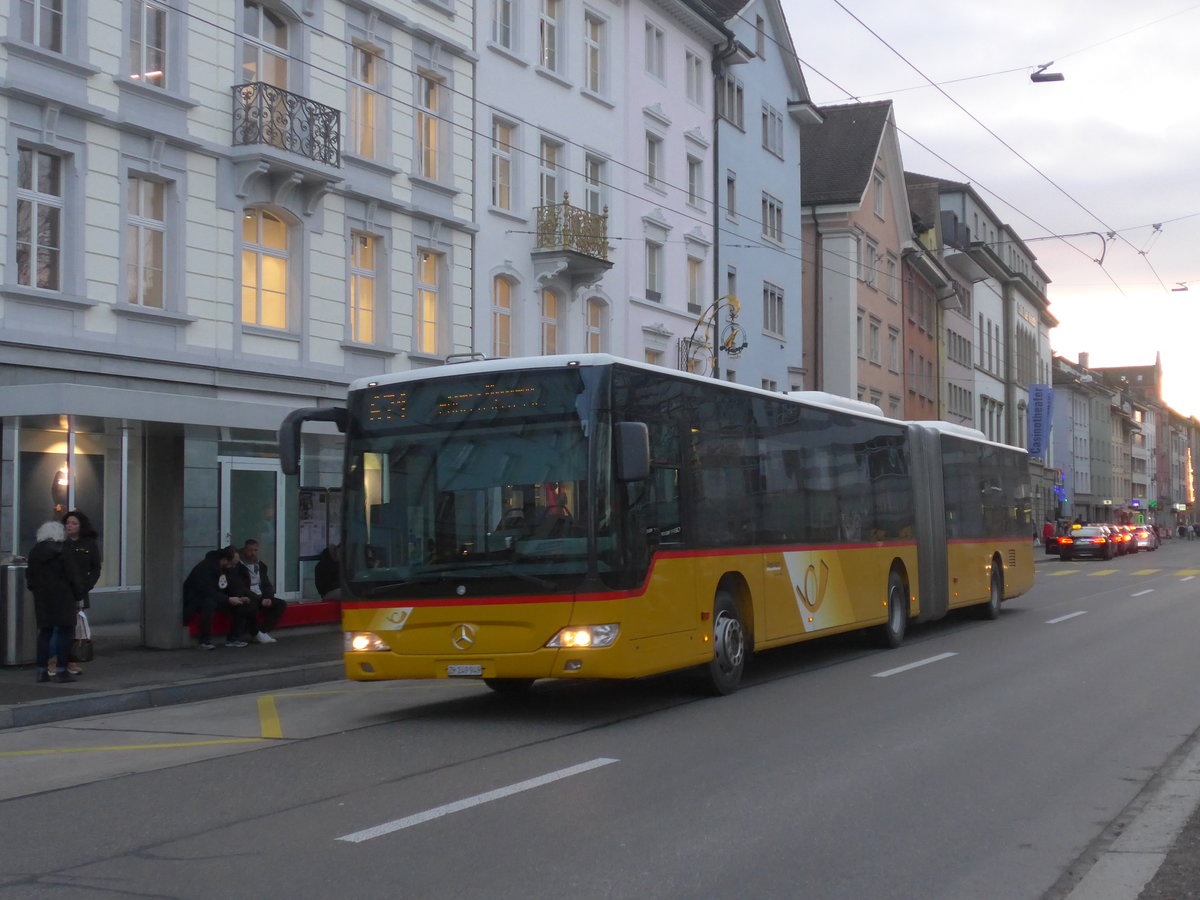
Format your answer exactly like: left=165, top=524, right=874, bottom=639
left=874, top=570, right=908, bottom=648
left=483, top=678, right=535, bottom=694
left=980, top=561, right=1003, bottom=620
left=702, top=589, right=746, bottom=696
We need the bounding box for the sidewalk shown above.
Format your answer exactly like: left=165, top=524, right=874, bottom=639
left=0, top=622, right=343, bottom=730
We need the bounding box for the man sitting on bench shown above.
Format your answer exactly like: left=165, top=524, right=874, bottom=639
left=230, top=538, right=287, bottom=644
left=182, top=546, right=257, bottom=650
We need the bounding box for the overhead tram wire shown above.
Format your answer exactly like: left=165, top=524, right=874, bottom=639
left=825, top=0, right=1171, bottom=293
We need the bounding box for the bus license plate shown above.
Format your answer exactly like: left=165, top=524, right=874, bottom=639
left=447, top=664, right=483, bottom=677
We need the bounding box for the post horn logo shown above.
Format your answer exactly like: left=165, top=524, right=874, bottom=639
left=451, top=623, right=477, bottom=650
left=796, top=560, right=830, bottom=613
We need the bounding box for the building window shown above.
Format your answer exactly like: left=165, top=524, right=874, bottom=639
left=584, top=12, right=605, bottom=94
left=349, top=44, right=380, bottom=159
left=241, top=208, right=288, bottom=328
left=21, top=0, right=63, bottom=52
left=416, top=73, right=441, bottom=181
left=644, top=20, right=664, bottom=79
left=888, top=327, right=899, bottom=373
left=491, top=119, right=515, bottom=210
left=540, top=289, right=558, bottom=354
left=349, top=231, right=377, bottom=343
left=492, top=0, right=514, bottom=50
left=584, top=155, right=605, bottom=215
left=761, top=192, right=783, bottom=243
left=687, top=256, right=703, bottom=313
left=645, top=241, right=662, bottom=301
left=645, top=348, right=663, bottom=366
left=761, top=104, right=784, bottom=157
left=717, top=74, right=744, bottom=128
left=873, top=171, right=885, bottom=218
left=685, top=50, right=704, bottom=105
left=16, top=147, right=63, bottom=291
left=885, top=255, right=897, bottom=301
left=687, top=156, right=702, bottom=206
left=241, top=1, right=288, bottom=88
left=869, top=317, right=881, bottom=364
left=726, top=265, right=737, bottom=302
left=416, top=249, right=440, bottom=354
left=130, top=0, right=167, bottom=88
left=539, top=137, right=560, bottom=206
left=755, top=15, right=766, bottom=57
left=857, top=309, right=865, bottom=358
left=492, top=276, right=513, bottom=357
left=538, top=0, right=559, bottom=71
left=725, top=170, right=736, bottom=219
left=763, top=281, right=784, bottom=336
left=586, top=297, right=604, bottom=352
left=126, top=176, right=165, bottom=308
left=645, top=133, right=662, bottom=187
left=863, top=239, right=878, bottom=287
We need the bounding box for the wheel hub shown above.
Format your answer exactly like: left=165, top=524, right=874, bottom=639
left=713, top=612, right=744, bottom=672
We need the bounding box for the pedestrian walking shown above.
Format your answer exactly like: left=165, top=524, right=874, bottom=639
left=26, top=521, right=85, bottom=684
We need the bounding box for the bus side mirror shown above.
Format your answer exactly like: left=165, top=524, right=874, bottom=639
left=279, top=407, right=347, bottom=476
left=615, top=422, right=650, bottom=482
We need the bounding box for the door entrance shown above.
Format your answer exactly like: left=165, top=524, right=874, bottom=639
left=219, top=457, right=293, bottom=598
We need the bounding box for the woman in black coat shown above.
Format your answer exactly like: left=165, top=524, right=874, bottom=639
left=61, top=509, right=101, bottom=674
left=27, top=521, right=85, bottom=683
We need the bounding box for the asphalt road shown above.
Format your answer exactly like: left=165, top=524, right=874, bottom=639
left=2, top=541, right=1199, bottom=899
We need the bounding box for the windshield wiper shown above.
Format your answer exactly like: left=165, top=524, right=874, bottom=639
left=362, top=567, right=556, bottom=596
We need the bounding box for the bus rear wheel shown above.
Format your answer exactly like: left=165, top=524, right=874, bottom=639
left=875, top=570, right=908, bottom=649
left=703, top=590, right=746, bottom=696
left=980, top=563, right=1003, bottom=620
left=484, top=678, right=535, bottom=694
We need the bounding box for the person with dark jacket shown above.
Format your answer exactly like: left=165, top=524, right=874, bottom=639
left=60, top=509, right=101, bottom=675
left=182, top=546, right=256, bottom=650
left=314, top=543, right=340, bottom=598
left=228, top=538, right=287, bottom=643
left=27, top=520, right=85, bottom=683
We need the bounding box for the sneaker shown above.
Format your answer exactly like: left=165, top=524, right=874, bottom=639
left=67, top=664, right=83, bottom=675
left=254, top=632, right=277, bottom=644
left=198, top=642, right=216, bottom=651
left=225, top=640, right=248, bottom=648
left=53, top=671, right=75, bottom=683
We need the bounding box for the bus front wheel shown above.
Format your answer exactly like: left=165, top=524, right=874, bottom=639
left=875, top=570, right=908, bottom=649
left=703, top=590, right=746, bottom=696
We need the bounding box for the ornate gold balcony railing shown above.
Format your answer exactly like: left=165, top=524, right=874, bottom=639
left=535, top=194, right=609, bottom=260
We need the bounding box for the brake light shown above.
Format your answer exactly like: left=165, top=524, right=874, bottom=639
left=1060, top=537, right=1074, bottom=545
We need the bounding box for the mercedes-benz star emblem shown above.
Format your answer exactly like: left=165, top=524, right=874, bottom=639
left=452, top=623, right=477, bottom=650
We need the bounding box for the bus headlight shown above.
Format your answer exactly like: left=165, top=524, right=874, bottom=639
left=546, top=624, right=619, bottom=648
left=345, top=632, right=391, bottom=653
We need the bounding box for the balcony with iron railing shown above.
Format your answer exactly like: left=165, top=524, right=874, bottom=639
left=531, top=194, right=613, bottom=292
left=232, top=82, right=341, bottom=168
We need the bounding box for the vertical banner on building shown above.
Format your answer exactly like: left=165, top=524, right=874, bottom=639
left=1027, top=385, right=1054, bottom=457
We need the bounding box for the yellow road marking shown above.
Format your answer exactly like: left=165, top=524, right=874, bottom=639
left=1046, top=570, right=1079, bottom=576
left=1134, top=569, right=1160, bottom=575
left=0, top=738, right=265, bottom=758
left=258, top=695, right=283, bottom=739
left=1180, top=570, right=1200, bottom=576
left=1089, top=569, right=1118, bottom=576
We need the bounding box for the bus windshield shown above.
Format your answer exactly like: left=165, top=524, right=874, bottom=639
left=342, top=369, right=608, bottom=595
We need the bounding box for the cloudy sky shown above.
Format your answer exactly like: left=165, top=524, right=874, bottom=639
left=779, top=0, right=1200, bottom=415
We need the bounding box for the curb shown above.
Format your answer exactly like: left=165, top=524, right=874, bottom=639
left=0, top=659, right=343, bottom=731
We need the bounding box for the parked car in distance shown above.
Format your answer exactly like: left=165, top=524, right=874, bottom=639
left=1118, top=524, right=1140, bottom=553
left=1059, top=526, right=1115, bottom=561
left=1134, top=526, right=1160, bottom=551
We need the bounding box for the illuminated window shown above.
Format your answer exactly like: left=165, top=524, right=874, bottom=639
left=416, top=249, right=440, bottom=354
left=241, top=208, right=288, bottom=328
left=241, top=1, right=288, bottom=88
left=586, top=298, right=604, bottom=352
left=349, top=232, right=377, bottom=343
left=130, top=1, right=167, bottom=88
left=492, top=277, right=513, bottom=357
left=126, top=176, right=165, bottom=308
left=349, top=45, right=380, bottom=159
left=416, top=74, right=441, bottom=180
left=540, top=289, right=558, bottom=354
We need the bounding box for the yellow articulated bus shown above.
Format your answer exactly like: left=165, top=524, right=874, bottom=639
left=280, top=354, right=1034, bottom=695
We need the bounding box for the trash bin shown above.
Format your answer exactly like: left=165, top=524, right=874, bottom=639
left=1, top=563, right=35, bottom=666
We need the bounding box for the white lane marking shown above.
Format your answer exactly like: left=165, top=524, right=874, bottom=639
left=336, top=757, right=619, bottom=843
left=872, top=652, right=957, bottom=678
left=1183, top=576, right=1196, bottom=582
left=1131, top=589, right=1155, bottom=597
left=1047, top=611, right=1087, bottom=624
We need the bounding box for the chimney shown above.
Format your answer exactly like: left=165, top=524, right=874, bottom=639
left=1078, top=352, right=1089, bottom=370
